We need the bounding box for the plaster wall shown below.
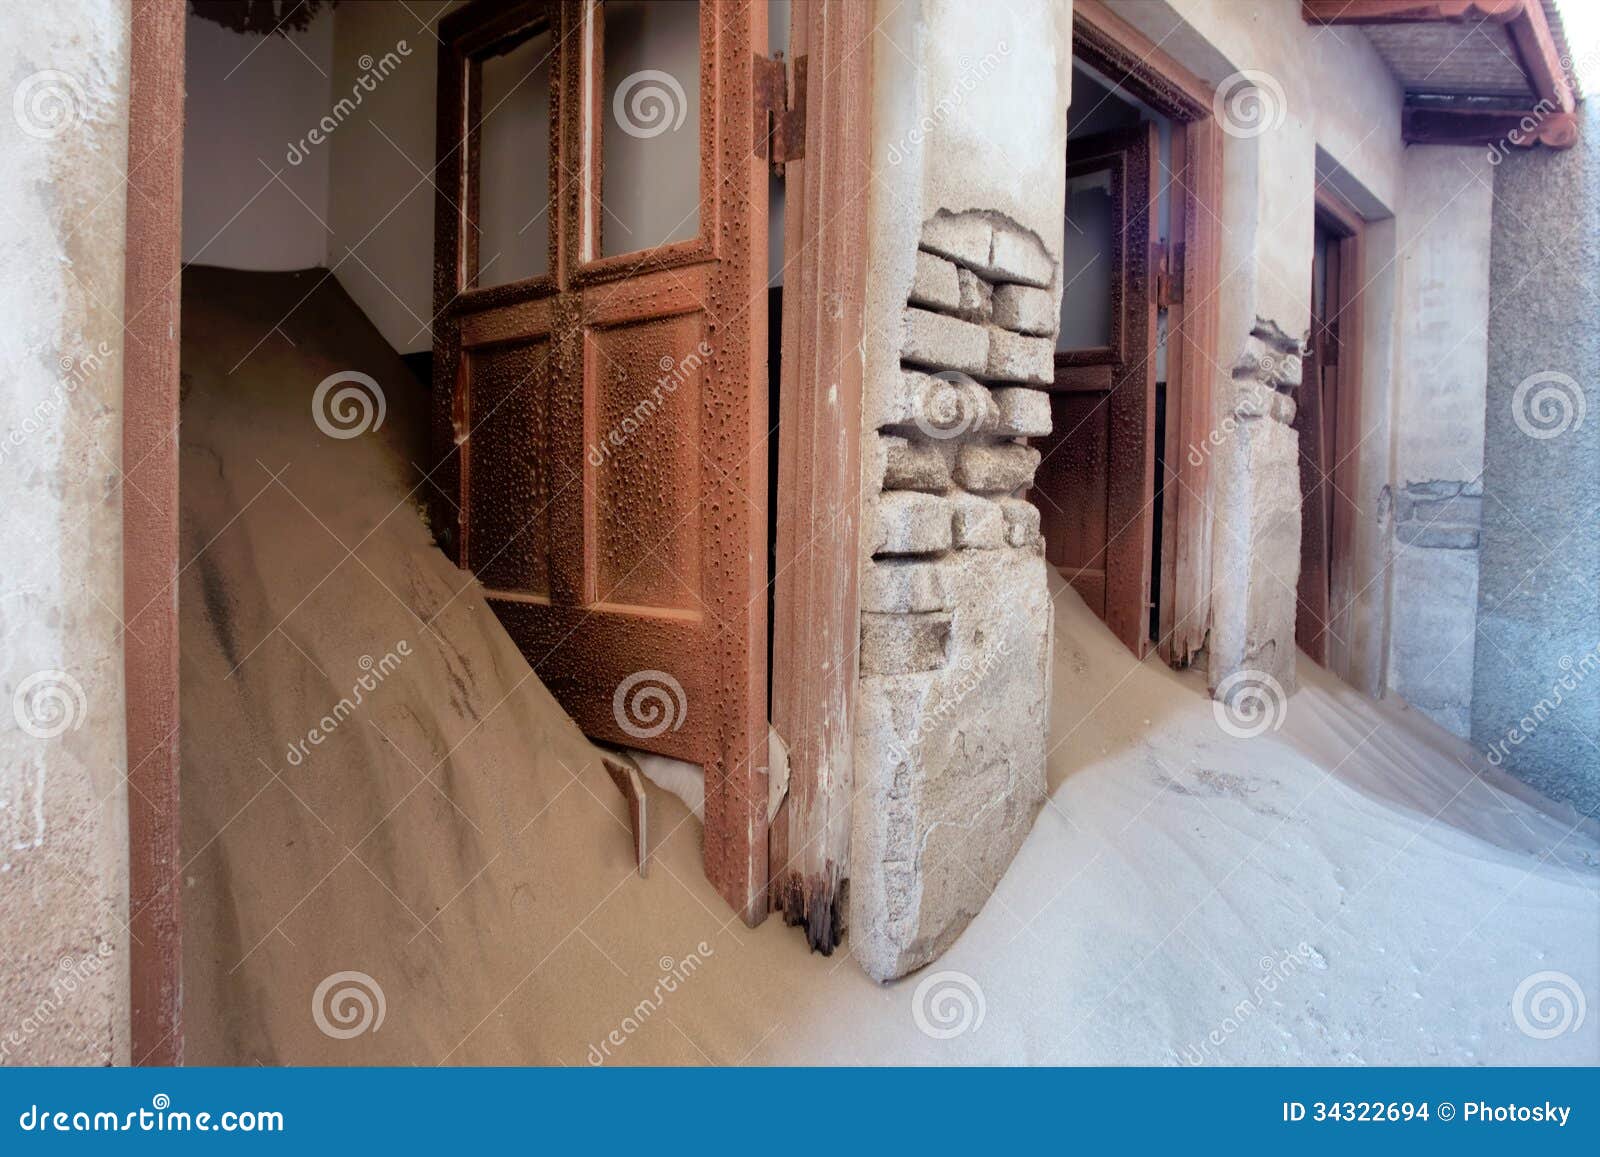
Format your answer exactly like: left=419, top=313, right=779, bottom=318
left=852, top=0, right=1071, bottom=981
left=1386, top=145, right=1494, bottom=738
left=182, top=7, right=333, bottom=271
left=1105, top=0, right=1405, bottom=697
left=1472, top=98, right=1600, bottom=813
left=0, top=0, right=133, bottom=1065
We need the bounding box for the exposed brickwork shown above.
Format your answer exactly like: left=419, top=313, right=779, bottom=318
left=861, top=211, right=1056, bottom=676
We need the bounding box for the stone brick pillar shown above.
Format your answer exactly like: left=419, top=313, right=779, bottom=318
left=851, top=0, right=1072, bottom=981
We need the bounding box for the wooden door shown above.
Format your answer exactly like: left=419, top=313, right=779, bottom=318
left=430, top=0, right=772, bottom=924
left=1034, top=125, right=1160, bottom=657
left=1297, top=223, right=1339, bottom=666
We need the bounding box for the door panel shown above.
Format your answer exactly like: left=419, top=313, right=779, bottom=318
left=433, top=0, right=771, bottom=923
left=1297, top=225, right=1338, bottom=666
left=1035, top=125, right=1159, bottom=656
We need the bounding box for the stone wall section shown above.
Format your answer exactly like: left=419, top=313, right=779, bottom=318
left=853, top=211, right=1058, bottom=979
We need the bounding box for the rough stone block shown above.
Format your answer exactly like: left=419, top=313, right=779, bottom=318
left=992, top=283, right=1055, bottom=336
left=985, top=326, right=1054, bottom=384
left=902, top=308, right=990, bottom=376
left=954, top=442, right=1041, bottom=494
left=920, top=214, right=993, bottom=271
left=992, top=387, right=1051, bottom=437
left=872, top=490, right=952, bottom=555
left=880, top=434, right=951, bottom=493
left=989, top=226, right=1054, bottom=287
left=950, top=492, right=1004, bottom=549
left=861, top=558, right=950, bottom=614
left=999, top=497, right=1042, bottom=547
left=956, top=268, right=993, bottom=322
left=860, top=611, right=952, bottom=675
left=909, top=251, right=961, bottom=312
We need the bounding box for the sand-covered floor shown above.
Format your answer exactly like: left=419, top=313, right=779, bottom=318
left=180, top=268, right=1599, bottom=1065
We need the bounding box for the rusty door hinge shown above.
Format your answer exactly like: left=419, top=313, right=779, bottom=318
left=1155, top=240, right=1185, bottom=308
left=754, top=51, right=806, bottom=174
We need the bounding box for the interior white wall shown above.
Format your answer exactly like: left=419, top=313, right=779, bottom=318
left=182, top=7, right=333, bottom=270
left=327, top=0, right=452, bottom=354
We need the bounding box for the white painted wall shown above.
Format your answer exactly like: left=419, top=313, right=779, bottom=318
left=0, top=0, right=132, bottom=1065
left=182, top=7, right=333, bottom=270
left=327, top=0, right=451, bottom=354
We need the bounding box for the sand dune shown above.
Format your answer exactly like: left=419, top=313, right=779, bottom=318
left=180, top=268, right=1599, bottom=1065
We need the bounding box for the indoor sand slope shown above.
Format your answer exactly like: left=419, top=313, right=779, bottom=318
left=181, top=267, right=1599, bottom=1066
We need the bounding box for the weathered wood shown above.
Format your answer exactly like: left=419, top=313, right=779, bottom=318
left=768, top=0, right=871, bottom=952
left=125, top=0, right=187, bottom=1067
left=432, top=0, right=772, bottom=925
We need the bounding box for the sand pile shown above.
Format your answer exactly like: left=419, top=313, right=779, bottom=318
left=180, top=268, right=1598, bottom=1064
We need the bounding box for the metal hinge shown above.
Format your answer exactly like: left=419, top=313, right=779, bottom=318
left=754, top=51, right=806, bottom=174
left=1155, top=240, right=1185, bottom=308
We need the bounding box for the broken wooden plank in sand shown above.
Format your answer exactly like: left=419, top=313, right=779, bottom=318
left=599, top=750, right=649, bottom=878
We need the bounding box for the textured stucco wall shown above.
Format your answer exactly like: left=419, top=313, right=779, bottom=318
left=0, top=0, right=132, bottom=1065
left=1386, top=145, right=1495, bottom=738
left=1472, top=99, right=1600, bottom=813
left=851, top=0, right=1070, bottom=981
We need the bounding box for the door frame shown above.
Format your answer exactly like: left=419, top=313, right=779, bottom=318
left=766, top=0, right=871, bottom=949
left=124, top=0, right=186, bottom=1066
left=1300, top=189, right=1365, bottom=678
left=1070, top=0, right=1222, bottom=668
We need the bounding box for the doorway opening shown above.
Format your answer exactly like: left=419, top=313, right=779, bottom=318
left=1035, top=2, right=1221, bottom=666
left=133, top=0, right=870, bottom=1064
left=1296, top=195, right=1364, bottom=673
